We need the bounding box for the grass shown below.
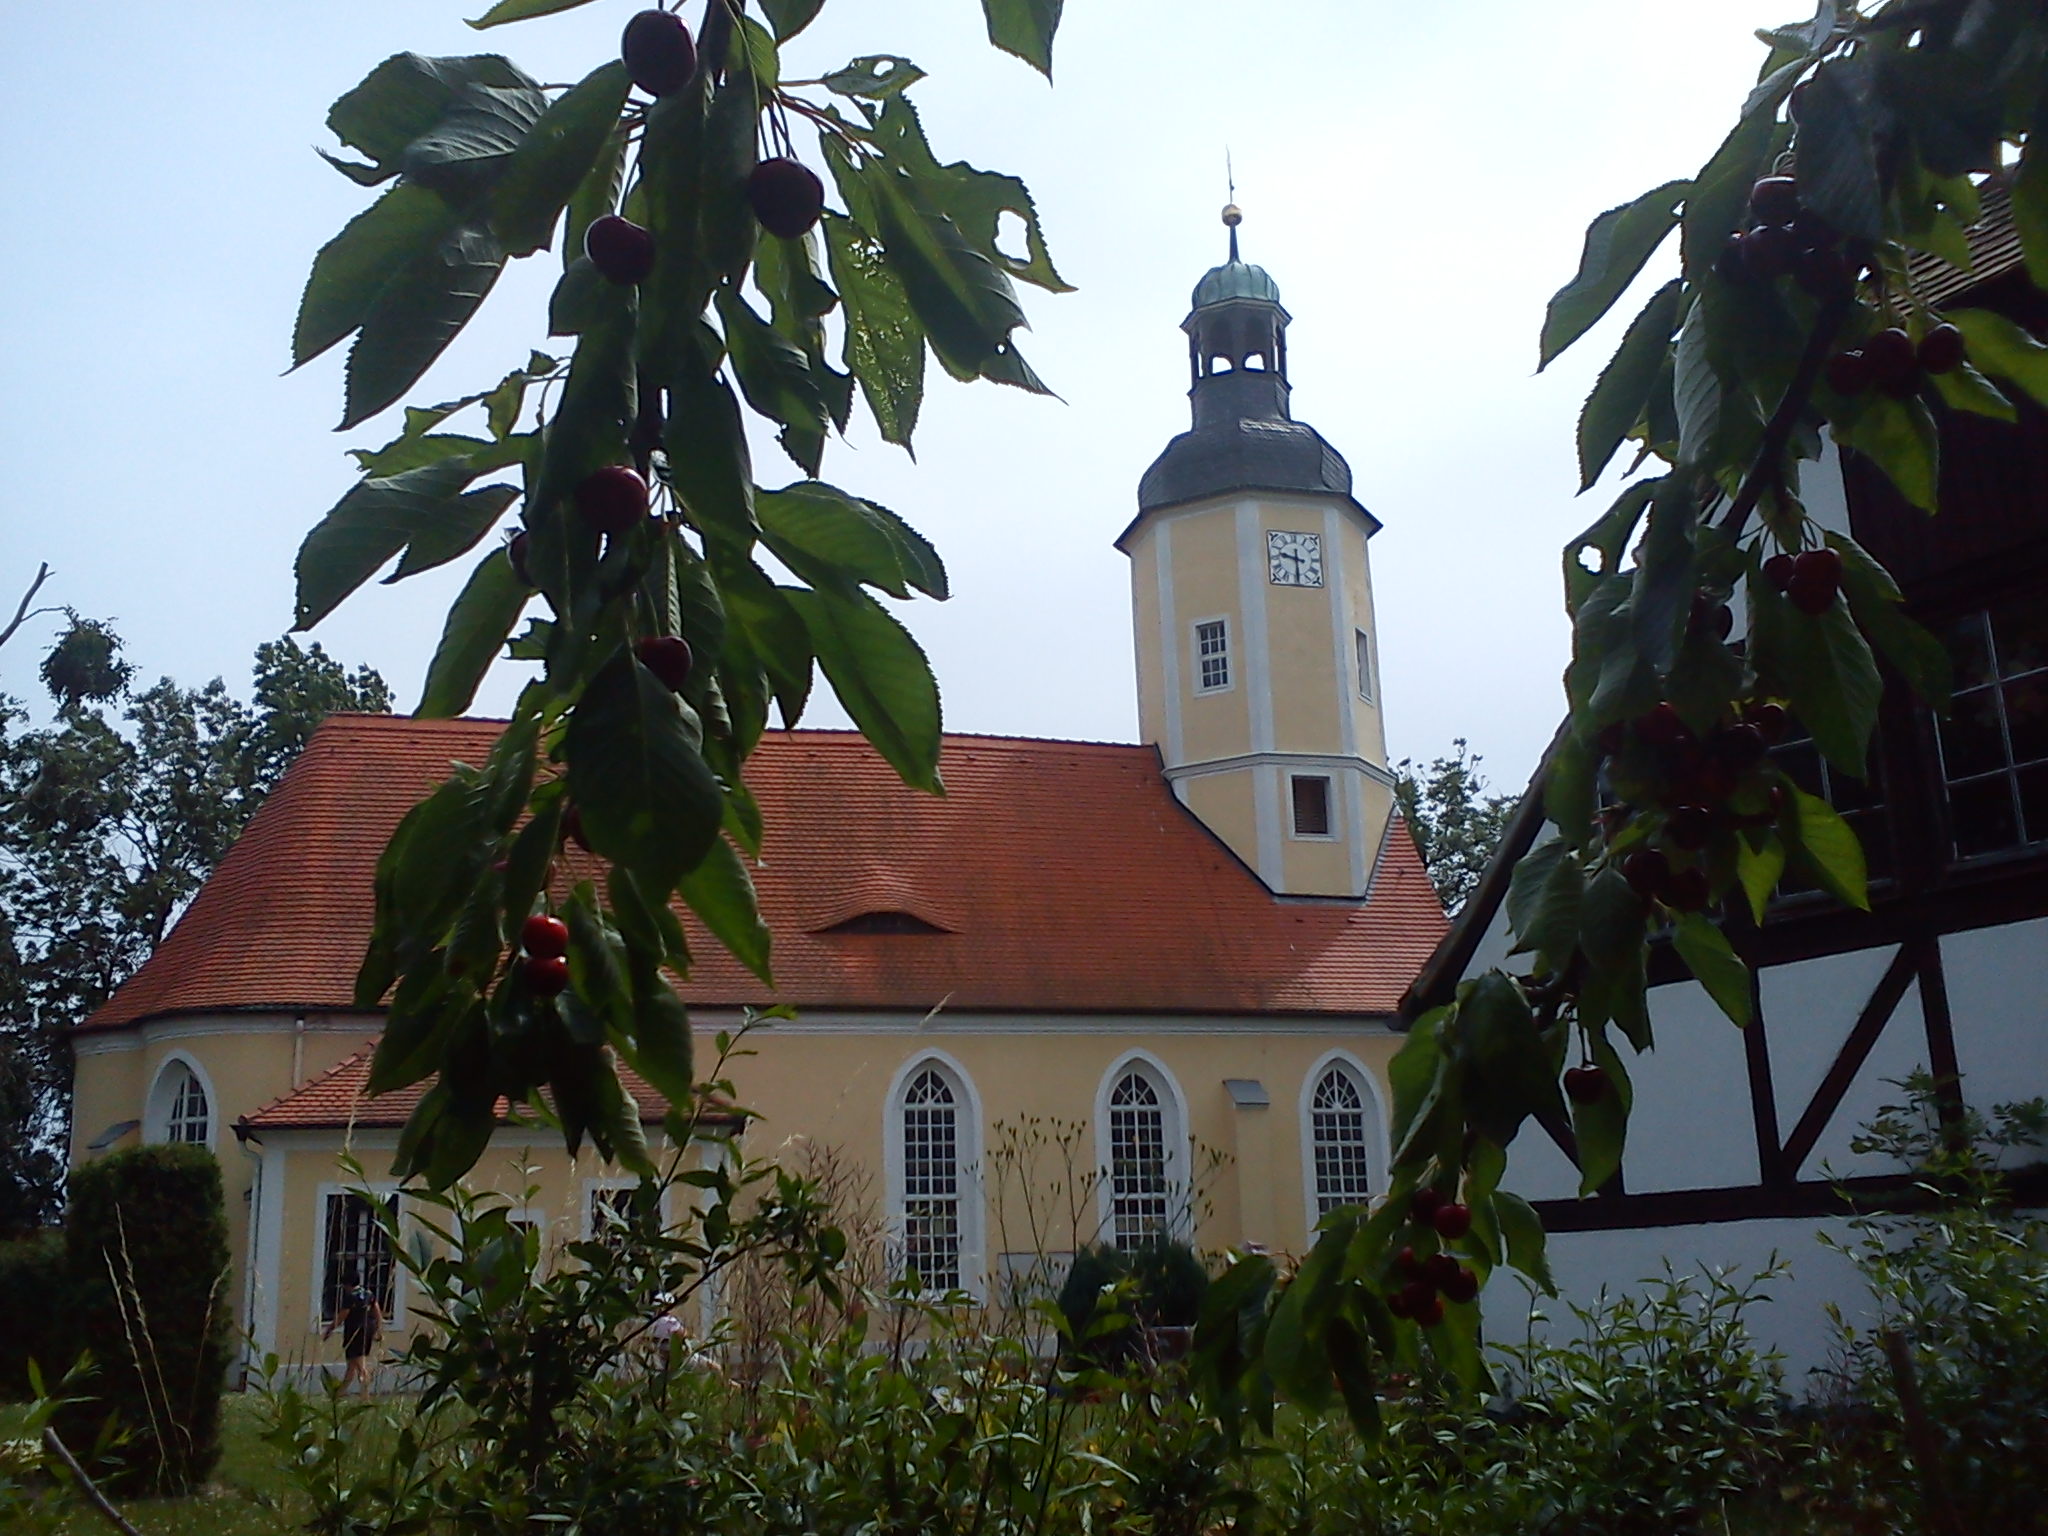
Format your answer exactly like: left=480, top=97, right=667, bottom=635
left=31, top=1393, right=321, bottom=1536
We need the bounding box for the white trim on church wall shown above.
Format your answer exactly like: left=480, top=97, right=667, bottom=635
left=1234, top=500, right=1275, bottom=757
left=1323, top=504, right=1357, bottom=759
left=1164, top=751, right=1398, bottom=790
left=248, top=1138, right=288, bottom=1362
left=74, top=1012, right=377, bottom=1055
left=1297, top=1048, right=1390, bottom=1234
left=1155, top=519, right=1183, bottom=765
left=1252, top=762, right=1286, bottom=888
left=881, top=1049, right=987, bottom=1298
left=1093, top=1049, right=1194, bottom=1247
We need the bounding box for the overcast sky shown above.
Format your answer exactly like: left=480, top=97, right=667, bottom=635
left=0, top=0, right=1777, bottom=798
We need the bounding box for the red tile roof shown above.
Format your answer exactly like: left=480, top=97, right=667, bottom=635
left=83, top=714, right=1445, bottom=1030
left=241, top=1046, right=734, bottom=1131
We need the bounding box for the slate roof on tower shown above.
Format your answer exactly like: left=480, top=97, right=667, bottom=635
left=81, top=714, right=1445, bottom=1031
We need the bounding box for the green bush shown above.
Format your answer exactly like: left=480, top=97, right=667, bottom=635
left=63, top=1144, right=233, bottom=1495
left=1058, top=1239, right=1210, bottom=1364
left=0, top=1230, right=67, bottom=1399
left=1809, top=1073, right=2048, bottom=1531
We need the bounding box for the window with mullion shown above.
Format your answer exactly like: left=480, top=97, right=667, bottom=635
left=166, top=1069, right=209, bottom=1144
left=1310, top=1069, right=1374, bottom=1215
left=1936, top=603, right=2048, bottom=859
left=1108, top=1071, right=1170, bottom=1250
left=321, top=1192, right=398, bottom=1323
left=900, top=1069, right=962, bottom=1291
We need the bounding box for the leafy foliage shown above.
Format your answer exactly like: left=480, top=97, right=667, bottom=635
left=62, top=1145, right=234, bottom=1495
left=1810, top=1073, right=2048, bottom=1531
left=1200, top=0, right=2048, bottom=1430
left=1393, top=739, right=1517, bottom=913
left=0, top=626, right=390, bottom=1227
left=292, top=0, right=1070, bottom=1186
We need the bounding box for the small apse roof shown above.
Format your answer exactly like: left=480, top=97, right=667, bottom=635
left=84, top=714, right=1445, bottom=1030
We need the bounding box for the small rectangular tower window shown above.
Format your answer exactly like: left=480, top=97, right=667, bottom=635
left=1193, top=619, right=1230, bottom=692
left=1355, top=629, right=1374, bottom=702
left=1291, top=775, right=1332, bottom=837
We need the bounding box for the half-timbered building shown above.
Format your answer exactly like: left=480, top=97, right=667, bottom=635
left=1409, top=182, right=2048, bottom=1378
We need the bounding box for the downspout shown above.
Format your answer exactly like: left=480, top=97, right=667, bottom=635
left=292, top=1013, right=307, bottom=1087
left=233, top=1122, right=263, bottom=1389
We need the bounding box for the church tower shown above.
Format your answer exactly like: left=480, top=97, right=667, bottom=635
left=1118, top=208, right=1394, bottom=898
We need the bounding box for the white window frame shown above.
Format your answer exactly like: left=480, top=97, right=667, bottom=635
left=1289, top=773, right=1336, bottom=840
left=1190, top=616, right=1233, bottom=695
left=143, top=1052, right=216, bottom=1152
left=883, top=1052, right=985, bottom=1298
left=311, top=1182, right=404, bottom=1331
left=581, top=1176, right=673, bottom=1244
left=1298, top=1050, right=1390, bottom=1234
left=1093, top=1051, right=1192, bottom=1250
left=1355, top=628, right=1375, bottom=703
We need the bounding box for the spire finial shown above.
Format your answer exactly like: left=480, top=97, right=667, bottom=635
left=1222, top=151, right=1241, bottom=261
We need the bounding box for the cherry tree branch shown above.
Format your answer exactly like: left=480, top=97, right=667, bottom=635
left=1717, top=293, right=1854, bottom=539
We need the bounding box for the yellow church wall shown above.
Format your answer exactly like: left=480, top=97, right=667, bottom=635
left=252, top=1023, right=1404, bottom=1367
left=1175, top=771, right=1256, bottom=870
left=1346, top=536, right=1388, bottom=766
left=1167, top=508, right=1251, bottom=765
left=1126, top=525, right=1167, bottom=752
left=67, top=1047, right=141, bottom=1166
left=1258, top=505, right=1344, bottom=758
left=1280, top=832, right=1354, bottom=896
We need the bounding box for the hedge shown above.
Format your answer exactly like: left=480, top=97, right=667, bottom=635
left=62, top=1144, right=233, bottom=1494
left=0, top=1228, right=67, bottom=1397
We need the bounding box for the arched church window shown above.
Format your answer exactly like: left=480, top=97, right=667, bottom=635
left=899, top=1066, right=962, bottom=1292
left=1107, top=1068, right=1172, bottom=1249
left=1309, top=1065, right=1376, bottom=1216
left=147, top=1059, right=211, bottom=1148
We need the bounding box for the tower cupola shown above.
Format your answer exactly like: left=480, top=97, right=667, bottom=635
left=1139, top=209, right=1354, bottom=516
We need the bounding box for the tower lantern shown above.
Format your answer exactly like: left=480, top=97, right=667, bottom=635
left=1116, top=208, right=1397, bottom=899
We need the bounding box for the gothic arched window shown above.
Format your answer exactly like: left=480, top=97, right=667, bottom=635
left=1308, top=1063, right=1377, bottom=1217
left=1107, top=1066, right=1173, bottom=1250
left=898, top=1065, right=964, bottom=1292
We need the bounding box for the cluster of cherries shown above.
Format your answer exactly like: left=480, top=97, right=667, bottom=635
left=506, top=462, right=695, bottom=691
left=1825, top=322, right=1966, bottom=401
left=1715, top=175, right=1861, bottom=299
left=1763, top=543, right=1843, bottom=616
left=582, top=12, right=827, bottom=291
left=1385, top=1188, right=1479, bottom=1326
left=520, top=913, right=571, bottom=997
left=1604, top=698, right=1788, bottom=917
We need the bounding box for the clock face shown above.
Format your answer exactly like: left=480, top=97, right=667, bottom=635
left=1266, top=529, right=1324, bottom=587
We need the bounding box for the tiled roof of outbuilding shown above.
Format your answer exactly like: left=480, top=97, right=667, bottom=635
left=239, top=1047, right=732, bottom=1130
left=83, top=714, right=1445, bottom=1030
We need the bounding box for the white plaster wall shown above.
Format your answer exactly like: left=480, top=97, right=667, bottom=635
left=1795, top=982, right=1930, bottom=1181
left=1760, top=946, right=1899, bottom=1143
left=1943, top=917, right=2048, bottom=1114
left=1481, top=1216, right=1880, bottom=1388
left=1621, top=977, right=1759, bottom=1192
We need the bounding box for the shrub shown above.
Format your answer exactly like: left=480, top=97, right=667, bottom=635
left=63, top=1143, right=233, bottom=1494
left=0, top=1231, right=66, bottom=1399
left=1810, top=1073, right=2048, bottom=1530
left=1059, top=1239, right=1210, bottom=1364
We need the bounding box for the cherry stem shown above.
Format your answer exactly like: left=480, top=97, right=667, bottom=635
left=1716, top=291, right=1853, bottom=540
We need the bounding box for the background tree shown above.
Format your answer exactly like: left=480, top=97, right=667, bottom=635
left=1394, top=740, right=1516, bottom=913
left=0, top=624, right=390, bottom=1229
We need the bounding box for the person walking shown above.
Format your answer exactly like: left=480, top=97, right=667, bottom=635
left=322, top=1268, right=383, bottom=1398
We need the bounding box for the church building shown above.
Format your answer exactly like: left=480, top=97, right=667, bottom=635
left=68, top=217, right=1447, bottom=1376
